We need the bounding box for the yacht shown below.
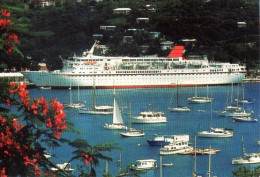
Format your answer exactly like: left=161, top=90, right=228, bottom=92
left=197, top=127, right=233, bottom=138
left=160, top=141, right=193, bottom=155
left=232, top=116, right=258, bottom=122
left=130, top=159, right=157, bottom=171
left=147, top=134, right=189, bottom=146
left=120, top=128, right=145, bottom=137
left=131, top=110, right=167, bottom=124
left=232, top=137, right=260, bottom=164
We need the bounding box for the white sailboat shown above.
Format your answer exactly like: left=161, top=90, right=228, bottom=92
left=218, top=83, right=253, bottom=117
left=197, top=103, right=233, bottom=138
left=64, top=85, right=85, bottom=108
left=79, top=70, right=113, bottom=114
left=232, top=137, right=260, bottom=164
left=188, top=85, right=213, bottom=103
left=193, top=144, right=218, bottom=177
left=120, top=103, right=145, bottom=137
left=235, top=84, right=254, bottom=104
left=168, top=81, right=190, bottom=112
left=104, top=89, right=127, bottom=130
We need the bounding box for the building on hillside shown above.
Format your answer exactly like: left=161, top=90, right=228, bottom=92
left=136, top=18, right=149, bottom=24
left=100, top=26, right=116, bottom=31
left=123, top=36, right=134, bottom=44
left=237, top=22, right=247, bottom=28
left=126, top=28, right=146, bottom=35
left=36, top=0, right=54, bottom=7
left=38, top=63, right=48, bottom=71
left=160, top=41, right=174, bottom=50
left=149, top=32, right=161, bottom=39
left=93, top=34, right=103, bottom=40
left=139, top=45, right=149, bottom=53
left=113, top=8, right=131, bottom=15
left=180, top=39, right=197, bottom=46
left=139, top=5, right=156, bottom=12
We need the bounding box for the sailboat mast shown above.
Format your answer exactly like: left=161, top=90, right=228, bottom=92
left=195, top=85, right=197, bottom=97
left=177, top=81, right=179, bottom=107
left=226, top=85, right=230, bottom=107
left=160, top=156, right=163, bottom=177
left=69, top=85, right=72, bottom=105
left=236, top=83, right=240, bottom=108
left=77, top=86, right=80, bottom=103
left=193, top=135, right=197, bottom=175
left=117, top=153, right=122, bottom=175
left=242, top=136, right=246, bottom=156
left=210, top=102, right=213, bottom=130
left=207, top=85, right=209, bottom=98
left=231, top=82, right=233, bottom=105
left=208, top=146, right=211, bottom=177
left=129, top=102, right=132, bottom=129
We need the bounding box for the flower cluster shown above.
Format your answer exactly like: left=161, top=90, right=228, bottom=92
left=0, top=8, right=20, bottom=54
left=49, top=98, right=67, bottom=139
left=81, top=154, right=93, bottom=165
left=1, top=82, right=68, bottom=176
left=0, top=9, right=10, bottom=30
left=8, top=82, right=67, bottom=140
left=0, top=115, right=41, bottom=176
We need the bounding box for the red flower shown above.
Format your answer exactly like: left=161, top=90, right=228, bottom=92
left=1, top=9, right=11, bottom=17
left=1, top=167, right=7, bottom=177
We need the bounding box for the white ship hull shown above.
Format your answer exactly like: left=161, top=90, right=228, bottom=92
left=22, top=70, right=245, bottom=88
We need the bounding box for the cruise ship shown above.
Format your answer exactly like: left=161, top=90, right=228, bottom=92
left=22, top=42, right=246, bottom=88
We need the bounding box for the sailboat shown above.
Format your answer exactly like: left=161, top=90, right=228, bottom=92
left=64, top=85, right=85, bottom=108
left=168, top=82, right=190, bottom=112
left=193, top=144, right=218, bottom=177
left=197, top=102, right=233, bottom=138
left=235, top=84, right=254, bottom=104
left=218, top=83, right=253, bottom=117
left=104, top=89, right=127, bottom=130
left=120, top=103, right=145, bottom=137
left=79, top=70, right=113, bottom=114
left=188, top=85, right=213, bottom=103
left=232, top=137, right=260, bottom=164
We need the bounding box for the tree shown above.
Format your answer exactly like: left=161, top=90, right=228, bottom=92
left=232, top=166, right=260, bottom=177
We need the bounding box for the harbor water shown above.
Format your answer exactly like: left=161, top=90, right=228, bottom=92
left=29, top=83, right=260, bottom=177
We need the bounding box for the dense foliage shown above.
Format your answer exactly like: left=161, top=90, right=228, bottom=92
left=232, top=165, right=260, bottom=177
left=0, top=0, right=259, bottom=70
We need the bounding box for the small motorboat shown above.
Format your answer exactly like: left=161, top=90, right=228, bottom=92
left=130, top=159, right=157, bottom=171
left=232, top=116, right=258, bottom=122
left=162, top=163, right=173, bottom=167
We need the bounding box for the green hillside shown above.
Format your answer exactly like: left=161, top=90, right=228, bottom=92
left=0, top=0, right=259, bottom=71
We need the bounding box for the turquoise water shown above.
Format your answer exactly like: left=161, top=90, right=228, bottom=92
left=29, top=83, right=260, bottom=177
